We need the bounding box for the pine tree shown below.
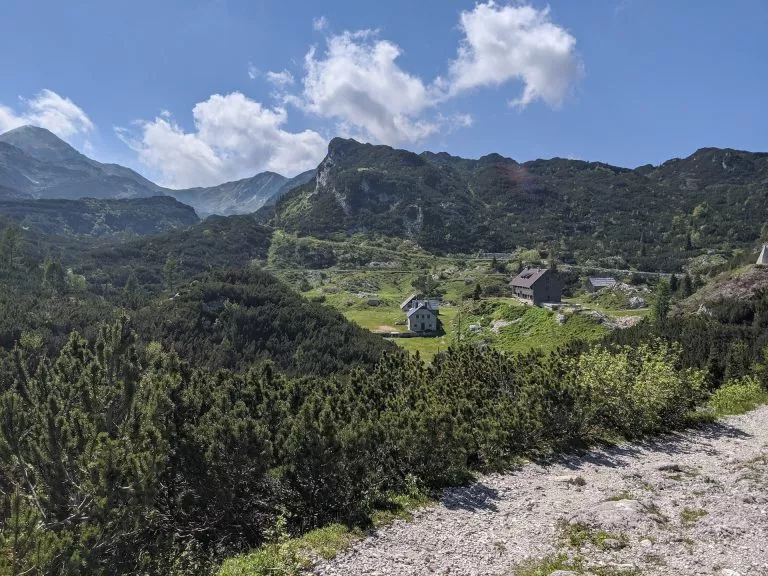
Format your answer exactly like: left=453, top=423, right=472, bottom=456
left=42, top=258, right=66, bottom=294
left=473, top=283, right=482, bottom=300
left=653, top=281, right=672, bottom=324
left=124, top=269, right=139, bottom=307
left=681, top=274, right=693, bottom=297
left=163, top=255, right=177, bottom=290
left=669, top=274, right=678, bottom=293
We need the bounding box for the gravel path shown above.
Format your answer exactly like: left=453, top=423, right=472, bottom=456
left=312, top=406, right=768, bottom=576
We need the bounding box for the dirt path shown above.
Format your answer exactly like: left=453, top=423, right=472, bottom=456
left=312, top=407, right=768, bottom=576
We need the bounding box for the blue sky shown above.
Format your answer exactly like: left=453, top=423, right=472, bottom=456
left=0, top=0, right=766, bottom=187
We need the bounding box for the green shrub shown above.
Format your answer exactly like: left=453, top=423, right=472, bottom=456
left=573, top=340, right=706, bottom=438
left=708, top=376, right=768, bottom=417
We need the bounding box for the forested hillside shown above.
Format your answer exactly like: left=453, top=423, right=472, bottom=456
left=0, top=196, right=199, bottom=237
left=0, top=219, right=392, bottom=373
left=272, top=139, right=768, bottom=270
left=3, top=203, right=768, bottom=574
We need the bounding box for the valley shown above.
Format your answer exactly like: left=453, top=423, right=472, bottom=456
left=0, top=125, right=767, bottom=576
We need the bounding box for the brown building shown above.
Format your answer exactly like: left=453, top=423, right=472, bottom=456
left=509, top=268, right=563, bottom=305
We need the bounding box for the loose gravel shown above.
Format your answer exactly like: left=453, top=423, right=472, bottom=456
left=311, top=406, right=768, bottom=576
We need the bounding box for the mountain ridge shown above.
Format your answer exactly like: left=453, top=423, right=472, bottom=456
left=0, top=195, right=199, bottom=237
left=0, top=125, right=312, bottom=216
left=271, top=137, right=768, bottom=270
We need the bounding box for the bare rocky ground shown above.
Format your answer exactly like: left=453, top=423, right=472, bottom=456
left=311, top=407, right=768, bottom=576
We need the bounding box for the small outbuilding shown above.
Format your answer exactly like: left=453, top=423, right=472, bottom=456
left=586, top=277, right=617, bottom=293
left=407, top=303, right=438, bottom=333
left=509, top=268, right=562, bottom=306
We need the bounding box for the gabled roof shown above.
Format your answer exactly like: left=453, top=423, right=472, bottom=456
left=407, top=303, right=436, bottom=318
left=510, top=268, right=548, bottom=288
left=588, top=277, right=617, bottom=287
left=758, top=245, right=768, bottom=265
left=400, top=293, right=419, bottom=310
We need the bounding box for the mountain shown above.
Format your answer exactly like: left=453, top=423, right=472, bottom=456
left=167, top=169, right=314, bottom=217
left=76, top=214, right=274, bottom=290
left=0, top=125, right=313, bottom=217
left=269, top=169, right=316, bottom=204
left=271, top=138, right=768, bottom=271
left=0, top=125, right=163, bottom=199
left=0, top=196, right=199, bottom=237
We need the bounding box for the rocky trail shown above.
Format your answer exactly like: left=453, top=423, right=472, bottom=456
left=312, top=407, right=768, bottom=576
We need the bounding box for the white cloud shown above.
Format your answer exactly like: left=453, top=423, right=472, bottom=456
left=116, top=5, right=581, bottom=186
left=447, top=2, right=581, bottom=108
left=119, top=92, right=326, bottom=188
left=0, top=89, right=94, bottom=139
left=297, top=4, right=579, bottom=145
left=301, top=30, right=441, bottom=145
left=313, top=16, right=328, bottom=31
left=266, top=69, right=295, bottom=88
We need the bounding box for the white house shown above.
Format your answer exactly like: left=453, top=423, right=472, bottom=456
left=406, top=303, right=438, bottom=333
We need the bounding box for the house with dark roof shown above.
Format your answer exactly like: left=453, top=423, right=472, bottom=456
left=586, top=277, right=617, bottom=293
left=509, top=268, right=562, bottom=305
left=400, top=293, right=440, bottom=312
left=406, top=303, right=438, bottom=333
left=400, top=293, right=421, bottom=311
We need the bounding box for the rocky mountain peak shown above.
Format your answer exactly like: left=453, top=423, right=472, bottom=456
left=0, top=125, right=84, bottom=164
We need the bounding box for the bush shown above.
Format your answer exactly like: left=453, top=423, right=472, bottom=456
left=573, top=340, right=706, bottom=438
left=708, top=376, right=768, bottom=417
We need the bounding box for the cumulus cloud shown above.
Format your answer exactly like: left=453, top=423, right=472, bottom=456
left=297, top=4, right=579, bottom=144
left=447, top=2, right=581, bottom=108
left=247, top=62, right=259, bottom=80
left=118, top=5, right=581, bottom=186
left=0, top=89, right=94, bottom=139
left=312, top=16, right=328, bottom=31
left=119, top=92, right=326, bottom=188
left=301, top=30, right=441, bottom=145
left=266, top=69, right=295, bottom=88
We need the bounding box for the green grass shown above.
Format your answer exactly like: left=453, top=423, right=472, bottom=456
left=560, top=521, right=628, bottom=550
left=605, top=491, right=634, bottom=501
left=217, top=523, right=362, bottom=576
left=510, top=554, right=641, bottom=576
left=218, top=490, right=432, bottom=576
left=680, top=507, right=708, bottom=524
left=267, top=242, right=652, bottom=359
left=342, top=308, right=409, bottom=332
left=564, top=295, right=652, bottom=318
left=369, top=490, right=433, bottom=527
left=511, top=553, right=584, bottom=576
left=708, top=376, right=768, bottom=417
left=492, top=306, right=608, bottom=354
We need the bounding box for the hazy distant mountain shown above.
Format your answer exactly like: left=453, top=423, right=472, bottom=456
left=0, top=125, right=313, bottom=216
left=167, top=169, right=314, bottom=217
left=0, top=196, right=199, bottom=237
left=0, top=125, right=163, bottom=200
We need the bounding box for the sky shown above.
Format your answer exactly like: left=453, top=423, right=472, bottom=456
left=0, top=0, right=766, bottom=188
